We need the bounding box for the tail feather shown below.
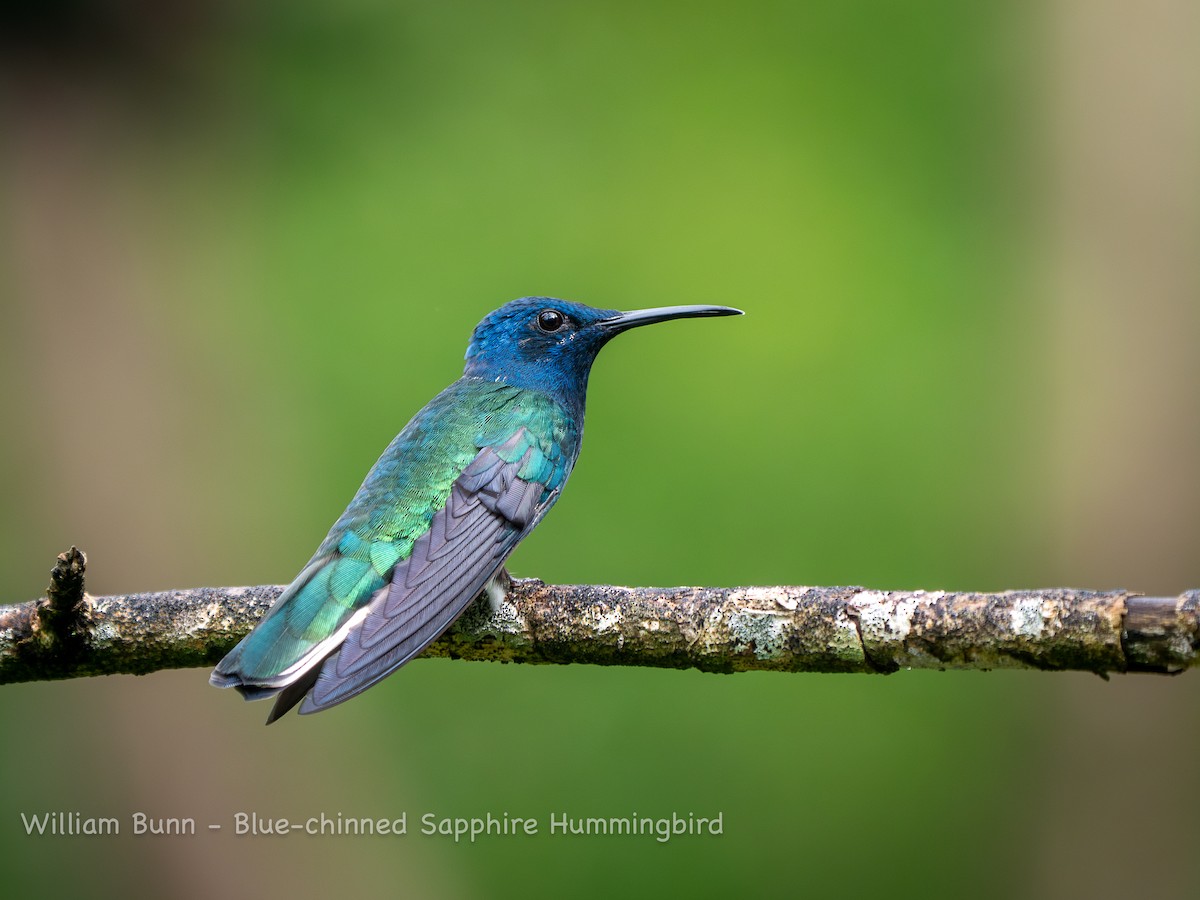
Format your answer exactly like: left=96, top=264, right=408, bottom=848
left=209, top=553, right=386, bottom=720
left=234, top=684, right=283, bottom=703
left=264, top=652, right=333, bottom=724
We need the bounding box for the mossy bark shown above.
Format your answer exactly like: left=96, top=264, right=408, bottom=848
left=2, top=550, right=1197, bottom=684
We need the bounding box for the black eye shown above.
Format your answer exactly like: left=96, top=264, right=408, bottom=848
left=536, top=309, right=566, bottom=332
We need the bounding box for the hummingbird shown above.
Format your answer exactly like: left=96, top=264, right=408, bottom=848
left=211, top=297, right=742, bottom=722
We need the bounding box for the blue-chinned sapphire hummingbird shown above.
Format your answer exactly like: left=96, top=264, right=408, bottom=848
left=211, top=297, right=742, bottom=722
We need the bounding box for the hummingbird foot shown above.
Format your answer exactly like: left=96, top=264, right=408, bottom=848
left=484, top=568, right=512, bottom=614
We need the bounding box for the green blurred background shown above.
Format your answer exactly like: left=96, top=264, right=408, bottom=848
left=2, top=1, right=1198, bottom=897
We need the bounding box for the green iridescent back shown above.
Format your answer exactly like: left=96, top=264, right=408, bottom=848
left=224, top=377, right=577, bottom=681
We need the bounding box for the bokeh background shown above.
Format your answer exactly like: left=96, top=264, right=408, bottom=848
left=2, top=1, right=1197, bottom=897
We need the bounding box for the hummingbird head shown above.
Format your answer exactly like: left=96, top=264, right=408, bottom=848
left=463, top=297, right=742, bottom=411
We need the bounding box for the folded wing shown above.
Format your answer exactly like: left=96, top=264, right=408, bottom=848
left=284, top=428, right=560, bottom=718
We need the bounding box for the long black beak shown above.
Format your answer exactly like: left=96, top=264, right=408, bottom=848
left=598, top=305, right=744, bottom=333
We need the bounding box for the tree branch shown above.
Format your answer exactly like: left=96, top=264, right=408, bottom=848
left=2, top=549, right=1197, bottom=685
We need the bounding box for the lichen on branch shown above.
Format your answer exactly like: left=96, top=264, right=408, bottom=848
left=1, top=549, right=1197, bottom=685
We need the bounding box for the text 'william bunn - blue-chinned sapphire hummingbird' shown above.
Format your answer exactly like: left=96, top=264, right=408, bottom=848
left=211, top=297, right=742, bottom=722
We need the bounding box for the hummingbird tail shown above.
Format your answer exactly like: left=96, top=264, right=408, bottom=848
left=263, top=657, right=330, bottom=724
left=232, top=683, right=284, bottom=702
left=208, top=556, right=386, bottom=719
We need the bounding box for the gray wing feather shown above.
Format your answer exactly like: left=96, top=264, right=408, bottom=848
left=297, top=442, right=548, bottom=714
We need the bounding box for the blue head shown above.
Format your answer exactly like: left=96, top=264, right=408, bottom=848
left=464, top=297, right=742, bottom=414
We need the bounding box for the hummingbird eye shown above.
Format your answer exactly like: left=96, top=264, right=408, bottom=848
left=536, top=309, right=567, bottom=333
